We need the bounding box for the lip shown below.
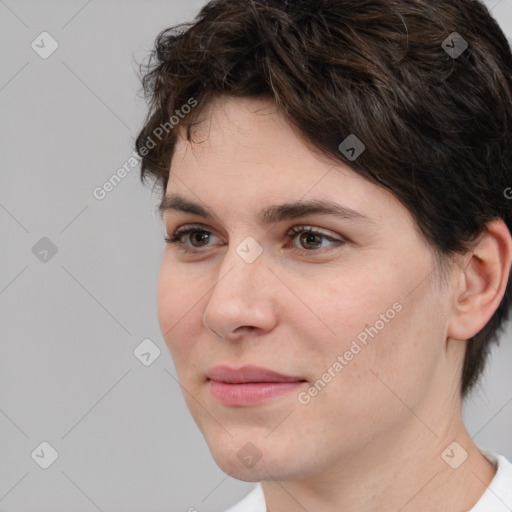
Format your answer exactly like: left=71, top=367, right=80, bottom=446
left=206, top=365, right=307, bottom=406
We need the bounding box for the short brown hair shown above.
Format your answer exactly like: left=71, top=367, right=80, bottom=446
left=135, top=0, right=512, bottom=397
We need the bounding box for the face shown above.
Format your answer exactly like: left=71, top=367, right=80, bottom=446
left=157, top=96, right=458, bottom=482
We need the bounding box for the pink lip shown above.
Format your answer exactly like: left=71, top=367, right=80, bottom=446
left=206, top=365, right=307, bottom=406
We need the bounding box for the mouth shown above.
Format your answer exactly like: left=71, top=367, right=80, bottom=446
left=206, top=365, right=307, bottom=407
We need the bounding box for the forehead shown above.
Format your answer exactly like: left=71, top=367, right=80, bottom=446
left=168, top=96, right=408, bottom=229
left=173, top=96, right=331, bottom=168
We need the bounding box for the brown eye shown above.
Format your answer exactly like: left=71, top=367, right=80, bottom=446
left=287, top=226, right=345, bottom=252
left=165, top=225, right=218, bottom=248
left=299, top=232, right=324, bottom=250
left=187, top=230, right=211, bottom=247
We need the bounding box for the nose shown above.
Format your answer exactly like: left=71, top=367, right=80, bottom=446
left=202, top=245, right=278, bottom=341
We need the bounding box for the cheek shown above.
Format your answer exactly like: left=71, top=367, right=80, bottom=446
left=298, top=268, right=402, bottom=354
left=315, top=272, right=446, bottom=411
left=297, top=260, right=438, bottom=382
left=376, top=290, right=448, bottom=389
left=156, top=259, right=204, bottom=361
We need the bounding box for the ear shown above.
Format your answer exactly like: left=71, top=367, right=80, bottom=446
left=447, top=218, right=512, bottom=342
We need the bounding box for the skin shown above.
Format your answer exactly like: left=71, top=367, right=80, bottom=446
left=157, top=96, right=512, bottom=512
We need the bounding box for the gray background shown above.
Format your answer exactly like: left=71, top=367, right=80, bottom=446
left=0, top=0, right=511, bottom=510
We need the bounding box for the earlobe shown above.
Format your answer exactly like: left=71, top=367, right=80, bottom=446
left=447, top=219, right=512, bottom=342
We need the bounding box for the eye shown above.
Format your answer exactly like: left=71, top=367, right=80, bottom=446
left=164, top=224, right=220, bottom=249
left=286, top=226, right=345, bottom=251
left=164, top=224, right=345, bottom=253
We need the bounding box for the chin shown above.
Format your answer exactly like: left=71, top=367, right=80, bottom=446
left=217, top=462, right=268, bottom=483
left=203, top=431, right=266, bottom=477
left=204, top=433, right=313, bottom=483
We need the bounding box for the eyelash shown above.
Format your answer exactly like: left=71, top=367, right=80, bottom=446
left=164, top=224, right=345, bottom=254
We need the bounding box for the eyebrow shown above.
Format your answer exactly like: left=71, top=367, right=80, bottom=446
left=159, top=194, right=376, bottom=226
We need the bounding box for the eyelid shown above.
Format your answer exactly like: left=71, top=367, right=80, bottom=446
left=165, top=223, right=221, bottom=242
left=288, top=225, right=342, bottom=239
left=173, top=223, right=214, bottom=235
left=166, top=222, right=342, bottom=238
left=166, top=223, right=341, bottom=240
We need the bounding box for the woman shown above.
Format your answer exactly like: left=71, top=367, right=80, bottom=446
left=135, top=1, right=512, bottom=510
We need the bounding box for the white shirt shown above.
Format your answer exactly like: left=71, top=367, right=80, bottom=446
left=224, top=450, right=512, bottom=512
